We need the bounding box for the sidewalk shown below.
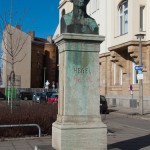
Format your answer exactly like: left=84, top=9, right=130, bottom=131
left=0, top=136, right=53, bottom=150
left=109, top=105, right=150, bottom=120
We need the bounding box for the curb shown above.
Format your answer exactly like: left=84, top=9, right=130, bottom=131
left=110, top=111, right=150, bottom=120
left=141, top=117, right=150, bottom=120
left=0, top=135, right=51, bottom=142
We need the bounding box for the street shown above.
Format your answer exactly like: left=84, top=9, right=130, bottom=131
left=105, top=113, right=150, bottom=150
left=0, top=103, right=150, bottom=150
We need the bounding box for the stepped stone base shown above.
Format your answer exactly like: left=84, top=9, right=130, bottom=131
left=52, top=121, right=107, bottom=150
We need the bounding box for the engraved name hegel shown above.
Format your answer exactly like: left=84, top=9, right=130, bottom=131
left=73, top=67, right=91, bottom=74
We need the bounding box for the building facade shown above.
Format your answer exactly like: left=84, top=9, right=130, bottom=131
left=98, top=0, right=150, bottom=112
left=31, top=35, right=58, bottom=88
left=55, top=0, right=150, bottom=112
left=2, top=25, right=58, bottom=89
left=2, top=25, right=32, bottom=88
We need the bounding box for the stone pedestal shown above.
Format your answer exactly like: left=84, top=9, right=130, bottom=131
left=52, top=33, right=107, bottom=150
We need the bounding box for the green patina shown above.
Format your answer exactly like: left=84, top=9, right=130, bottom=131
left=66, top=42, right=90, bottom=67
left=61, top=0, right=99, bottom=34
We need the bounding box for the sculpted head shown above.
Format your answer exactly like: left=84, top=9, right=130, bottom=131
left=61, top=0, right=98, bottom=34
left=70, top=0, right=90, bottom=7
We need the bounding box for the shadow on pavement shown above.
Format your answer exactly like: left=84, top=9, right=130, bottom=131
left=35, top=145, right=55, bottom=150
left=108, top=109, right=118, bottom=113
left=108, top=134, right=150, bottom=150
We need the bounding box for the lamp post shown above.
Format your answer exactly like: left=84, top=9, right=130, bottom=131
left=43, top=67, right=46, bottom=88
left=135, top=33, right=145, bottom=115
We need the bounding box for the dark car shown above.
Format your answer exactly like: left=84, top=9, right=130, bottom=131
left=32, top=92, right=46, bottom=103
left=100, top=95, right=109, bottom=114
left=0, top=92, right=6, bottom=100
left=19, top=91, right=32, bottom=100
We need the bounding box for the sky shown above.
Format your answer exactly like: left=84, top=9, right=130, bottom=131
left=0, top=0, right=60, bottom=38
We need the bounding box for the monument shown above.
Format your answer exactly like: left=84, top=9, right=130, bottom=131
left=52, top=0, right=107, bottom=149
left=61, top=0, right=98, bottom=34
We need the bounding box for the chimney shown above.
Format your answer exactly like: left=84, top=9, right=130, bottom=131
left=47, top=36, right=53, bottom=44
left=27, top=31, right=35, bottom=39
left=16, top=25, right=21, bottom=30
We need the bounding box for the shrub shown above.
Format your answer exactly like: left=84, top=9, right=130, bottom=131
left=0, top=101, right=58, bottom=138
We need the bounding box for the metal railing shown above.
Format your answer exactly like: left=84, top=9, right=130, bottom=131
left=0, top=124, right=41, bottom=137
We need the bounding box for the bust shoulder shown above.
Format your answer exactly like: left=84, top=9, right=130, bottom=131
left=61, top=12, right=73, bottom=26
left=85, top=16, right=99, bottom=33
left=61, top=12, right=99, bottom=34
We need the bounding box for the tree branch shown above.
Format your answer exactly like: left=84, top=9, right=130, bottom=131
left=13, top=32, right=24, bottom=55
left=0, top=57, right=12, bottom=64
left=1, top=35, right=13, bottom=57
left=14, top=34, right=29, bottom=57
left=14, top=53, right=26, bottom=64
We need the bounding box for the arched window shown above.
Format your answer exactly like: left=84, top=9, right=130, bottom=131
left=118, top=0, right=128, bottom=35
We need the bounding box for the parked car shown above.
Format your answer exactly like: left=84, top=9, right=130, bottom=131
left=32, top=92, right=45, bottom=103
left=100, top=95, right=109, bottom=114
left=47, top=93, right=58, bottom=104
left=45, top=91, right=57, bottom=101
left=19, top=91, right=32, bottom=100
left=0, top=92, right=6, bottom=100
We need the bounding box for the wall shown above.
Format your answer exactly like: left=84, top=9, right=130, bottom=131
left=2, top=25, right=31, bottom=88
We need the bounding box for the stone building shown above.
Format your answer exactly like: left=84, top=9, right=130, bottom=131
left=98, top=0, right=150, bottom=112
left=30, top=34, right=58, bottom=88
left=54, top=0, right=150, bottom=112
left=2, top=25, right=58, bottom=89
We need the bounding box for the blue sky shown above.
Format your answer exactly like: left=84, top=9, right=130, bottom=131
left=0, top=0, right=59, bottom=38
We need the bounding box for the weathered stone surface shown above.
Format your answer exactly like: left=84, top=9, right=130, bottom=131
left=52, top=122, right=107, bottom=150
left=61, top=0, right=99, bottom=34
left=52, top=33, right=107, bottom=150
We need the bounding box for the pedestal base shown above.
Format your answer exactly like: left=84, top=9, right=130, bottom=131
left=52, top=120, right=107, bottom=150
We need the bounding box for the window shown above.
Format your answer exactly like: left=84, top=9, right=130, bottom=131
left=113, top=63, right=116, bottom=85
left=140, top=6, right=145, bottom=31
left=119, top=66, right=123, bottom=85
left=113, top=63, right=123, bottom=85
left=132, top=62, right=138, bottom=84
left=118, top=0, right=128, bottom=35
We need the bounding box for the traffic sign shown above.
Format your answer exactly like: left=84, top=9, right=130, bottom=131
left=138, top=70, right=142, bottom=74
left=137, top=74, right=143, bottom=80
left=135, top=65, right=143, bottom=70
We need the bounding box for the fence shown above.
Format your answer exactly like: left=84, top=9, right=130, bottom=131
left=0, top=124, right=41, bottom=137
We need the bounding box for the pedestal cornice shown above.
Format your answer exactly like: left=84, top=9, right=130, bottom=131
left=54, top=33, right=105, bottom=44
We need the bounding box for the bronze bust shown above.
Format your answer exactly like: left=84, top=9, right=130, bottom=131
left=61, top=0, right=99, bottom=34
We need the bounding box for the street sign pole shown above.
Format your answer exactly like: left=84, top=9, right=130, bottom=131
left=139, top=39, right=143, bottom=115
left=135, top=33, right=145, bottom=115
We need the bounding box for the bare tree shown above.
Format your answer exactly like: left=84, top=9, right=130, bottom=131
left=0, top=7, right=30, bottom=112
